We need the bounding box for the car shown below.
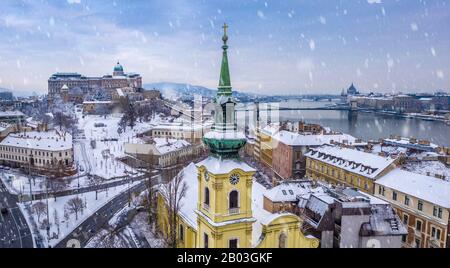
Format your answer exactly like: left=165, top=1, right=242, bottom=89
left=1, top=207, right=8, bottom=214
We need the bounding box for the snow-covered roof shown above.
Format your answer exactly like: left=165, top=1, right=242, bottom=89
left=0, top=122, right=11, bottom=132
left=260, top=123, right=281, bottom=136
left=153, top=138, right=190, bottom=154
left=0, top=130, right=73, bottom=151
left=403, top=161, right=450, bottom=181
left=305, top=145, right=396, bottom=179
left=383, top=137, right=438, bottom=149
left=151, top=122, right=209, bottom=131
left=196, top=156, right=256, bottom=175
left=376, top=168, right=450, bottom=208
left=203, top=130, right=246, bottom=140
left=251, top=180, right=298, bottom=246
left=273, top=130, right=365, bottom=146
left=83, top=101, right=113, bottom=104
left=0, top=110, right=25, bottom=117
left=360, top=204, right=408, bottom=237
left=264, top=181, right=320, bottom=203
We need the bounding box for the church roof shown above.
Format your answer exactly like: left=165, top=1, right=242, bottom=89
left=196, top=155, right=255, bottom=175
left=217, top=23, right=232, bottom=96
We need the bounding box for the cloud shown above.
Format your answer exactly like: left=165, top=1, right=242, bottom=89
left=67, top=0, right=82, bottom=4
left=0, top=0, right=448, bottom=95
left=367, top=0, right=382, bottom=4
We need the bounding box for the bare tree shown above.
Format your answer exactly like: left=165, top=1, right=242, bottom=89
left=142, top=168, right=157, bottom=231
left=65, top=197, right=84, bottom=221
left=31, top=201, right=47, bottom=223
left=164, top=172, right=188, bottom=248
left=119, top=96, right=137, bottom=129
left=53, top=112, right=74, bottom=132
left=63, top=208, right=70, bottom=228
left=87, top=175, right=104, bottom=200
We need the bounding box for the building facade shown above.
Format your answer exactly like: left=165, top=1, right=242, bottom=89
left=272, top=131, right=366, bottom=181
left=48, top=62, right=142, bottom=97
left=305, top=145, right=398, bottom=194
left=0, top=130, right=75, bottom=176
left=124, top=137, right=204, bottom=168
left=147, top=122, right=211, bottom=145
left=374, top=168, right=450, bottom=248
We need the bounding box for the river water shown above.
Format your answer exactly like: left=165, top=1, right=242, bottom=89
left=236, top=100, right=450, bottom=147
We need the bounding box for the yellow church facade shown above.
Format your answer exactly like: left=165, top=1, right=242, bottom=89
left=156, top=159, right=319, bottom=248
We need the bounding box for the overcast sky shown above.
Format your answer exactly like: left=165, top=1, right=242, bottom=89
left=0, top=0, right=448, bottom=95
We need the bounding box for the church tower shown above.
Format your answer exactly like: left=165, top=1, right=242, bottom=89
left=196, top=23, right=256, bottom=248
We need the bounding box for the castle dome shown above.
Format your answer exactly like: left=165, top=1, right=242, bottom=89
left=114, top=61, right=124, bottom=72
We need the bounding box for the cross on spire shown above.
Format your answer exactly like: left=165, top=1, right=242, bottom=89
left=222, top=23, right=229, bottom=45
left=223, top=23, right=228, bottom=36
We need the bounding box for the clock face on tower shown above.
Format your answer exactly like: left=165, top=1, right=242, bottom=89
left=229, top=173, right=240, bottom=185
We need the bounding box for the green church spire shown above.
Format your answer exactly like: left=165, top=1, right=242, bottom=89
left=218, top=23, right=232, bottom=96
left=203, top=23, right=247, bottom=158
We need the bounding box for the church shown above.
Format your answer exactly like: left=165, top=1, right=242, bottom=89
left=156, top=24, right=319, bottom=248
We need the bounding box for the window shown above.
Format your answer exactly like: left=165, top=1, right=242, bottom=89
left=431, top=227, right=441, bottom=240
left=229, top=239, right=238, bottom=248
left=403, top=214, right=409, bottom=225
left=415, top=238, right=421, bottom=248
left=393, top=191, right=397, bottom=201
left=279, top=233, right=287, bottom=248
left=229, top=190, right=239, bottom=210
left=378, top=186, right=385, bottom=196
left=417, top=200, right=423, bottom=211
left=404, top=195, right=410, bottom=206
left=204, top=187, right=210, bottom=207
left=282, top=190, right=287, bottom=195
left=179, top=224, right=184, bottom=242
left=288, top=190, right=294, bottom=195
left=204, top=233, right=209, bottom=248
left=432, top=206, right=442, bottom=218
left=402, top=235, right=407, bottom=243
left=415, top=220, right=422, bottom=232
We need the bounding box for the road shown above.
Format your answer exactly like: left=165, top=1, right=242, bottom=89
left=0, top=180, right=34, bottom=248
left=27, top=173, right=158, bottom=201
left=54, top=181, right=147, bottom=248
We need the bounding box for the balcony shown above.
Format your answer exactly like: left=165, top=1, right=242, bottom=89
left=228, top=207, right=240, bottom=215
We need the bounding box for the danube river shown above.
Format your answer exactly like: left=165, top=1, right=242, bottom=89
left=237, top=100, right=450, bottom=147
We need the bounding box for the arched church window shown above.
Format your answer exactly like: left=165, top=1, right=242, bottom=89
left=204, top=187, right=210, bottom=207
left=229, top=190, right=239, bottom=209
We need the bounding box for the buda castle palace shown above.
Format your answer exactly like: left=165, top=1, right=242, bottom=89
left=47, top=61, right=142, bottom=97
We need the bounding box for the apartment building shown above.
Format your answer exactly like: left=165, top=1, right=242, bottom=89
left=374, top=168, right=450, bottom=248
left=0, top=130, right=74, bottom=175
left=305, top=145, right=398, bottom=194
